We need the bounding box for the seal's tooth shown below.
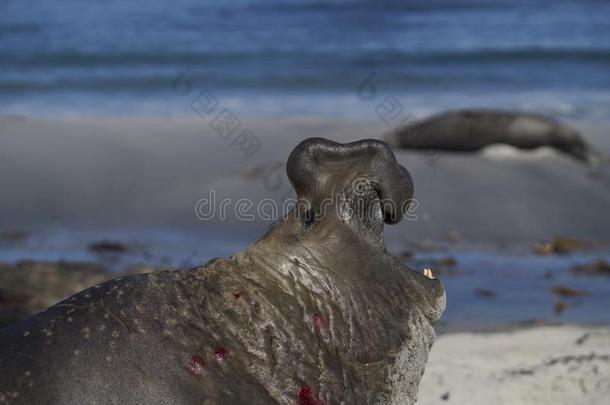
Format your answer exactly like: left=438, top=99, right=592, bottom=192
left=423, top=268, right=435, bottom=279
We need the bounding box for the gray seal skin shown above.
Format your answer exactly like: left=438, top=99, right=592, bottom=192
left=386, top=109, right=604, bottom=166
left=0, top=138, right=445, bottom=405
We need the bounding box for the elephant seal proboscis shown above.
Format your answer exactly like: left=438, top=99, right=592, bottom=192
left=0, top=138, right=445, bottom=405
left=385, top=109, right=606, bottom=167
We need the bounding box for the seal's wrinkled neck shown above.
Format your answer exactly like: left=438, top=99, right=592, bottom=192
left=243, top=137, right=445, bottom=326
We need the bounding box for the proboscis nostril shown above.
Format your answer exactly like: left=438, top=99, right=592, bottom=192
left=287, top=138, right=413, bottom=225
left=351, top=177, right=372, bottom=197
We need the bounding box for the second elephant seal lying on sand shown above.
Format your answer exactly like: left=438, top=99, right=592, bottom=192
left=0, top=138, right=445, bottom=405
left=386, top=109, right=605, bottom=167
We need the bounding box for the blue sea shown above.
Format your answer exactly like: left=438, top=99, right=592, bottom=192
left=1, top=0, right=610, bottom=118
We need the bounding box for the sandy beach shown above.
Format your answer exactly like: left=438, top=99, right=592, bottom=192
left=419, top=326, right=610, bottom=405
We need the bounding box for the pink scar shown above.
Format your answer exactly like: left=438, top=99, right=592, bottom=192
left=213, top=347, right=228, bottom=365
left=187, top=355, right=205, bottom=376
left=298, top=384, right=324, bottom=405
left=313, top=313, right=323, bottom=336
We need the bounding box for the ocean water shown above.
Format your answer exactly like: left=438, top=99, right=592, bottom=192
left=1, top=0, right=610, bottom=118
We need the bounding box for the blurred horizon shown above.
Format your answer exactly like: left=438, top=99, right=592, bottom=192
left=1, top=0, right=610, bottom=119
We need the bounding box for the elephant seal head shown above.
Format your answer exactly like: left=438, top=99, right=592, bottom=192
left=236, top=138, right=446, bottom=403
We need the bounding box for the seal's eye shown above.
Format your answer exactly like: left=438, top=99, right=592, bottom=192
left=302, top=208, right=316, bottom=230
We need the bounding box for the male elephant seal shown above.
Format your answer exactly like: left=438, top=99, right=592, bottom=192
left=386, top=109, right=605, bottom=166
left=0, top=138, right=445, bottom=405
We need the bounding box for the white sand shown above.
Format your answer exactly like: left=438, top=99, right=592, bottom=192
left=418, top=326, right=610, bottom=405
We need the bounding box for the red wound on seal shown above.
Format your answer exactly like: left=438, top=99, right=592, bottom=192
left=187, top=355, right=205, bottom=376
left=212, top=347, right=228, bottom=365
left=233, top=290, right=243, bottom=299
left=313, top=313, right=323, bottom=336
left=298, top=384, right=324, bottom=405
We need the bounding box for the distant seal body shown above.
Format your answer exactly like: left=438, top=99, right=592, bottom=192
left=386, top=109, right=603, bottom=165
left=0, top=138, right=445, bottom=405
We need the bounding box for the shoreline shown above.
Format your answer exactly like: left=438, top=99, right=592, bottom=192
left=2, top=242, right=609, bottom=332
left=3, top=87, right=610, bottom=123
left=2, top=253, right=609, bottom=333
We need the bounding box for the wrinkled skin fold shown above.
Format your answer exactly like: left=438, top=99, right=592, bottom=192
left=0, top=138, right=445, bottom=404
